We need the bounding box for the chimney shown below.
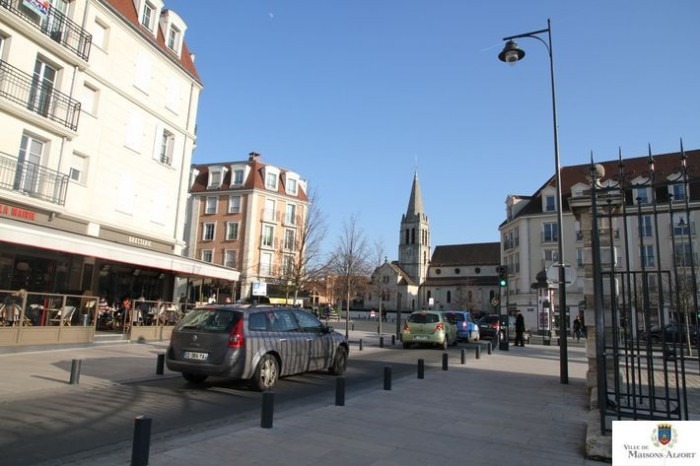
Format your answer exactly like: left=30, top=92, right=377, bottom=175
left=248, top=152, right=261, bottom=161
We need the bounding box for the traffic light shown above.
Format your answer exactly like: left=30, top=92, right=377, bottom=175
left=497, top=265, right=508, bottom=287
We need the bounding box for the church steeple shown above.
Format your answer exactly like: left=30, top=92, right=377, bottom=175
left=399, top=171, right=430, bottom=287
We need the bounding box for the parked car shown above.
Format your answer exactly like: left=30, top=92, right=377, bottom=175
left=441, top=310, right=480, bottom=342
left=477, top=314, right=530, bottom=343
left=642, top=323, right=699, bottom=345
left=401, top=310, right=457, bottom=349
left=165, top=304, right=349, bottom=391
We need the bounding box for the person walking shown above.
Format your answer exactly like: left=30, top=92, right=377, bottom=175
left=573, top=315, right=583, bottom=342
left=514, top=311, right=526, bottom=347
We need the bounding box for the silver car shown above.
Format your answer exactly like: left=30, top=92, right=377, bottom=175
left=166, top=305, right=349, bottom=391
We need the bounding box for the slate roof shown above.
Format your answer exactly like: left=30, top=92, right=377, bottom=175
left=430, top=242, right=501, bottom=267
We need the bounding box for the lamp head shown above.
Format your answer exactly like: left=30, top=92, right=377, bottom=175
left=498, top=40, right=525, bottom=63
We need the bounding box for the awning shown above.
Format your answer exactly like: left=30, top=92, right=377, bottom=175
left=1, top=218, right=239, bottom=281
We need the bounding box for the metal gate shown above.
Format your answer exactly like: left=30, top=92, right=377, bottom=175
left=589, top=149, right=700, bottom=433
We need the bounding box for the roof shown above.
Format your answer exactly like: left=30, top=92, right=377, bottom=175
left=104, top=0, right=201, bottom=83
left=430, top=243, right=501, bottom=266
left=405, top=171, right=425, bottom=217
left=510, top=148, right=700, bottom=221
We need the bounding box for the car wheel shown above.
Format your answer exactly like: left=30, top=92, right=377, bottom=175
left=329, top=346, right=348, bottom=375
left=182, top=372, right=208, bottom=384
left=403, top=342, right=411, bottom=349
left=250, top=354, right=279, bottom=391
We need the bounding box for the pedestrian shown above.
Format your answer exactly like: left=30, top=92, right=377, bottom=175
left=514, top=311, right=526, bottom=347
left=573, top=315, right=583, bottom=342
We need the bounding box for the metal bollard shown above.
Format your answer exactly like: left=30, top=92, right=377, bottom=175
left=417, top=359, right=424, bottom=379
left=391, top=335, right=396, bottom=345
left=359, top=339, right=363, bottom=351
left=442, top=352, right=448, bottom=371
left=383, top=366, right=392, bottom=390
left=476, top=345, right=481, bottom=359
left=461, top=348, right=466, bottom=365
left=69, top=359, right=82, bottom=385
left=335, top=376, right=345, bottom=406
left=261, top=391, right=274, bottom=428
left=156, top=354, right=165, bottom=375
left=379, top=336, right=384, bottom=348
left=131, top=415, right=151, bottom=466
left=487, top=343, right=492, bottom=355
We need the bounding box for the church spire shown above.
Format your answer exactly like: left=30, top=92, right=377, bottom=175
left=406, top=171, right=424, bottom=217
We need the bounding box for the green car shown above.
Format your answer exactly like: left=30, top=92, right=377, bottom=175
left=401, top=310, right=458, bottom=350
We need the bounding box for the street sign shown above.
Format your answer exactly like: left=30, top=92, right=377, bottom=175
left=546, top=263, right=578, bottom=288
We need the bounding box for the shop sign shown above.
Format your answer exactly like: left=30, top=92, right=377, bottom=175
left=22, top=0, right=50, bottom=17
left=0, top=203, right=36, bottom=221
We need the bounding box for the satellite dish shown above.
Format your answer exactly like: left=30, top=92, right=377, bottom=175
left=546, top=263, right=578, bottom=289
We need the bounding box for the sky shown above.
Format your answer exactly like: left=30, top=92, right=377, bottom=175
left=164, top=0, right=700, bottom=260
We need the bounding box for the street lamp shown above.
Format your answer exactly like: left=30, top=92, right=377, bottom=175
left=498, top=18, right=568, bottom=384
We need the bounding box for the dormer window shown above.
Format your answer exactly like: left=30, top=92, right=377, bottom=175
left=160, top=8, right=187, bottom=57
left=167, top=25, right=181, bottom=51
left=141, top=1, right=156, bottom=30
left=284, top=171, right=299, bottom=195
left=232, top=169, right=244, bottom=185
left=207, top=166, right=227, bottom=189
left=544, top=195, right=555, bottom=212
left=264, top=167, right=280, bottom=191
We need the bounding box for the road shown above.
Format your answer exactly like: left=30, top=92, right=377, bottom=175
left=0, top=341, right=480, bottom=466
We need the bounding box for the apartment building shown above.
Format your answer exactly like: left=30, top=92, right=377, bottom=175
left=0, top=0, right=238, bottom=307
left=501, top=148, right=700, bottom=334
left=186, top=152, right=309, bottom=304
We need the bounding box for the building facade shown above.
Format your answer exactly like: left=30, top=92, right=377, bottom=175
left=186, top=152, right=309, bottom=304
left=0, top=0, right=238, bottom=311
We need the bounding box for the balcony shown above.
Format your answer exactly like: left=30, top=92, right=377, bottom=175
left=0, top=151, right=69, bottom=206
left=0, top=0, right=92, bottom=61
left=0, top=60, right=80, bottom=131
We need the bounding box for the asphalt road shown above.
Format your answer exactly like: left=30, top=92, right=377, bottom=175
left=1, top=342, right=478, bottom=466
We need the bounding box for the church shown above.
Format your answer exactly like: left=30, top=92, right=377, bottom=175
left=365, top=173, right=501, bottom=317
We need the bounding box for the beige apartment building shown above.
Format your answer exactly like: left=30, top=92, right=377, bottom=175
left=186, top=153, right=309, bottom=304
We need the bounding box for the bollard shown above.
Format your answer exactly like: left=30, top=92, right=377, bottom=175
left=391, top=335, right=396, bottom=345
left=131, top=415, right=151, bottom=466
left=379, top=336, right=384, bottom=348
left=487, top=343, right=492, bottom=355
left=69, top=359, right=82, bottom=385
left=442, top=352, right=448, bottom=371
left=359, top=339, right=363, bottom=351
left=417, top=359, right=424, bottom=379
left=156, top=354, right=165, bottom=375
left=461, top=348, right=466, bottom=365
left=261, top=391, right=274, bottom=428
left=351, top=323, right=354, bottom=331
left=476, top=345, right=481, bottom=360
left=335, top=376, right=345, bottom=406
left=383, top=366, right=392, bottom=390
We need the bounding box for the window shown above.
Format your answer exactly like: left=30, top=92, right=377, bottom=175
left=286, top=177, right=298, bottom=195
left=544, top=249, right=558, bottom=263
left=204, top=197, right=217, bottom=214
left=15, top=134, right=45, bottom=194
left=158, top=129, right=174, bottom=165
left=201, top=249, right=213, bottom=262
left=69, top=153, right=87, bottom=184
left=29, top=58, right=57, bottom=117
left=0, top=34, right=6, bottom=59
left=232, top=169, right=244, bottom=185
left=209, top=171, right=222, bottom=188
left=639, top=215, right=653, bottom=238
left=91, top=19, right=109, bottom=50
left=635, top=186, right=649, bottom=204
left=260, top=252, right=273, bottom=276
left=284, top=229, right=295, bottom=250
left=285, top=204, right=296, bottom=225
left=167, top=25, right=181, bottom=51
left=262, top=225, right=274, bottom=247
left=224, top=250, right=236, bottom=268
left=265, top=170, right=278, bottom=190
left=225, top=222, right=239, bottom=241
left=576, top=248, right=584, bottom=268
left=671, top=183, right=686, bottom=202
left=673, top=215, right=690, bottom=236
left=542, top=223, right=558, bottom=243
left=283, top=255, right=294, bottom=275
left=641, top=245, right=655, bottom=267
left=264, top=199, right=276, bottom=222
left=674, top=243, right=692, bottom=266
left=228, top=195, right=241, bottom=214
left=446, top=291, right=451, bottom=304
left=82, top=83, right=98, bottom=115
left=202, top=223, right=215, bottom=241
left=141, top=1, right=156, bottom=30
left=544, top=195, right=555, bottom=212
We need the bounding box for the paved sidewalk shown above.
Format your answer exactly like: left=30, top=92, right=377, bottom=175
left=1, top=331, right=606, bottom=465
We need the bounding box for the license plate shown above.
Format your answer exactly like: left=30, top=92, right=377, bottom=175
left=414, top=335, right=428, bottom=341
left=183, top=351, right=208, bottom=361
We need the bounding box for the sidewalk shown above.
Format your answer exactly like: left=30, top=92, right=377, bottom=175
left=0, top=332, right=606, bottom=465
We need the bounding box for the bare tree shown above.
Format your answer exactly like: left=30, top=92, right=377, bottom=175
left=327, top=214, right=372, bottom=337
left=369, top=239, right=387, bottom=334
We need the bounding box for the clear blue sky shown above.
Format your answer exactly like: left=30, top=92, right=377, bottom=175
left=165, top=0, right=700, bottom=259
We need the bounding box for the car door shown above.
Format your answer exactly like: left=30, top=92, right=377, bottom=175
left=293, top=310, right=332, bottom=371
left=270, top=309, right=309, bottom=376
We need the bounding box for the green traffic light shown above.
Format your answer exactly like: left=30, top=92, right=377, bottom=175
left=499, top=279, right=507, bottom=287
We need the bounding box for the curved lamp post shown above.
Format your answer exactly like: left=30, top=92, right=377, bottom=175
left=498, top=18, right=568, bottom=384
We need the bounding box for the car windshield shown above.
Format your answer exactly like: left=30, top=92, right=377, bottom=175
left=409, top=313, right=439, bottom=324
left=176, top=309, right=240, bottom=332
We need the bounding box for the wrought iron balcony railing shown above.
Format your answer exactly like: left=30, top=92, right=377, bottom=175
left=0, top=60, right=81, bottom=131
left=0, top=0, right=92, bottom=61
left=0, top=151, right=69, bottom=206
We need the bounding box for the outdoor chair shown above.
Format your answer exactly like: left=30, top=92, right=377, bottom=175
left=49, top=306, right=77, bottom=326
